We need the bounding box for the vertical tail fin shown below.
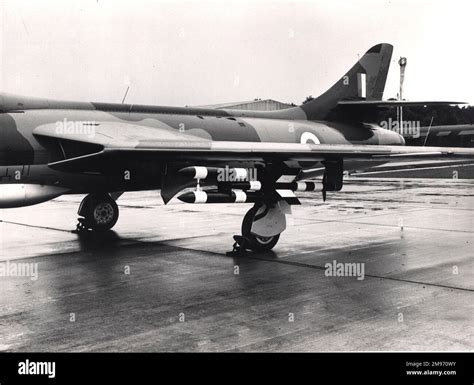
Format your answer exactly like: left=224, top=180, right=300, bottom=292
left=300, top=43, right=393, bottom=120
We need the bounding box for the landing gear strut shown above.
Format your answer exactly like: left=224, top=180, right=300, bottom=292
left=233, top=202, right=288, bottom=252
left=76, top=193, right=119, bottom=231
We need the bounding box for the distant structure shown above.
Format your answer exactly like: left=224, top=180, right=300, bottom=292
left=397, top=57, right=407, bottom=127
left=196, top=99, right=294, bottom=111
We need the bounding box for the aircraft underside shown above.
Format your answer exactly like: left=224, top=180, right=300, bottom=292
left=0, top=156, right=359, bottom=251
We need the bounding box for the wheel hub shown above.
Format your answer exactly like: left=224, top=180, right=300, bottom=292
left=93, top=202, right=114, bottom=225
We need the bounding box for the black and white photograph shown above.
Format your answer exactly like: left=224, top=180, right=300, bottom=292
left=0, top=0, right=473, bottom=382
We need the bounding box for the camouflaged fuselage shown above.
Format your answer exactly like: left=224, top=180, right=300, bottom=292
left=0, top=93, right=402, bottom=193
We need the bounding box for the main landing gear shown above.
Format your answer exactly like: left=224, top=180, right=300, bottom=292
left=232, top=201, right=289, bottom=252
left=76, top=193, right=119, bottom=232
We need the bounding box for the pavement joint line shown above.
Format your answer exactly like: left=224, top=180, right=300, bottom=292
left=0, top=220, right=75, bottom=233
left=145, top=241, right=474, bottom=294
left=224, top=252, right=474, bottom=294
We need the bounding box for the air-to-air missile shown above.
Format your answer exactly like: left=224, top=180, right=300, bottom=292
left=278, top=181, right=318, bottom=191
left=177, top=166, right=320, bottom=204
left=178, top=190, right=263, bottom=204
left=178, top=166, right=251, bottom=181
left=216, top=181, right=319, bottom=192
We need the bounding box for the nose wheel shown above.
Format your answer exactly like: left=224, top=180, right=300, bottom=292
left=76, top=193, right=119, bottom=231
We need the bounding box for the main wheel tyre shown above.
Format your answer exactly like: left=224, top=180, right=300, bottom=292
left=80, top=194, right=119, bottom=231
left=241, top=206, right=280, bottom=251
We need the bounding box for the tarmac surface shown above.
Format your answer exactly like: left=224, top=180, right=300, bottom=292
left=0, top=178, right=473, bottom=352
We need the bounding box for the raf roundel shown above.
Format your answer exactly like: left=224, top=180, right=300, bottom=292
left=300, top=132, right=321, bottom=144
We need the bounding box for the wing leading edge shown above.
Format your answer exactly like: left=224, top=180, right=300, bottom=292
left=33, top=122, right=474, bottom=171
left=45, top=140, right=474, bottom=171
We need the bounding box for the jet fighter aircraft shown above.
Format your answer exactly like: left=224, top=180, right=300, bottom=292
left=1, top=43, right=473, bottom=251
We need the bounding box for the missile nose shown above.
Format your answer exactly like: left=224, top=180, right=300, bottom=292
left=178, top=190, right=208, bottom=203
left=178, top=167, right=195, bottom=177
left=179, top=166, right=209, bottom=179
left=178, top=191, right=195, bottom=203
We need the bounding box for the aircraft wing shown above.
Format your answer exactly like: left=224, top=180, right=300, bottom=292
left=47, top=142, right=474, bottom=170
left=34, top=121, right=207, bottom=147
left=33, top=122, right=474, bottom=172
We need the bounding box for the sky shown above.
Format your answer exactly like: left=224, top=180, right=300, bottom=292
left=1, top=0, right=473, bottom=106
